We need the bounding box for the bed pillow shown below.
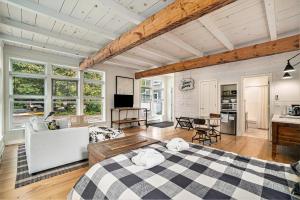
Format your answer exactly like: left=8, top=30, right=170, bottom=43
left=291, top=161, right=300, bottom=175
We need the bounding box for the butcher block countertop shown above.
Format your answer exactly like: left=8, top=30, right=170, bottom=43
left=272, top=115, right=300, bottom=124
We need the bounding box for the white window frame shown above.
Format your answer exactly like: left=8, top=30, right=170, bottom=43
left=8, top=58, right=106, bottom=130
left=51, top=64, right=79, bottom=117
left=82, top=70, right=106, bottom=122
left=9, top=58, right=46, bottom=130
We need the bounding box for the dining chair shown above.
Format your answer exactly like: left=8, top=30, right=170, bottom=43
left=209, top=113, right=221, bottom=141
left=192, top=118, right=211, bottom=145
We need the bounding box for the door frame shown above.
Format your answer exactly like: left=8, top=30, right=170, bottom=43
left=240, top=73, right=272, bottom=141
left=199, top=79, right=218, bottom=117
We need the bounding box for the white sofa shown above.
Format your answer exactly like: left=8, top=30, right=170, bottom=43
left=25, top=122, right=89, bottom=174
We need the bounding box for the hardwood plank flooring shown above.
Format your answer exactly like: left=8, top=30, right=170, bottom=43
left=0, top=126, right=299, bottom=199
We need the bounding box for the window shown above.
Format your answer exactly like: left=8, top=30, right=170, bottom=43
left=140, top=79, right=164, bottom=119
left=51, top=65, right=78, bottom=118
left=52, top=65, right=77, bottom=78
left=83, top=71, right=104, bottom=122
left=9, top=59, right=46, bottom=129
left=8, top=59, right=106, bottom=130
left=52, top=79, right=78, bottom=97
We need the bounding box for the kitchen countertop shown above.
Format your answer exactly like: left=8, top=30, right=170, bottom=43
left=272, top=115, right=300, bottom=124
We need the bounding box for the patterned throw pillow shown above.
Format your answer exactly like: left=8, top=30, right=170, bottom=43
left=291, top=161, right=300, bottom=175
left=89, top=127, right=124, bottom=143
left=47, top=120, right=60, bottom=130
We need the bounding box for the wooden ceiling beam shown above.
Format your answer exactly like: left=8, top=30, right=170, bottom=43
left=79, top=0, right=236, bottom=70
left=135, top=34, right=300, bottom=79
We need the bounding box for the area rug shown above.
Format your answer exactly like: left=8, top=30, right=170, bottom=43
left=149, top=121, right=174, bottom=128
left=15, top=144, right=88, bottom=188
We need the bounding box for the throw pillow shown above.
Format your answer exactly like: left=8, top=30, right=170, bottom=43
left=291, top=161, right=300, bottom=176
left=56, top=118, right=70, bottom=129
left=32, top=121, right=48, bottom=131
left=48, top=120, right=60, bottom=130
left=30, top=117, right=48, bottom=131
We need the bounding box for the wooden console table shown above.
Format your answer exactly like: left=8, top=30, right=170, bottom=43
left=88, top=135, right=159, bottom=166
left=272, top=118, right=300, bottom=158
left=111, top=107, right=148, bottom=129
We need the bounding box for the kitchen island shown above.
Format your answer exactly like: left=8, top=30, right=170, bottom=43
left=272, top=115, right=300, bottom=158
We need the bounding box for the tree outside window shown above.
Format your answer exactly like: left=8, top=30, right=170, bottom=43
left=83, top=71, right=104, bottom=122
left=10, top=60, right=45, bottom=129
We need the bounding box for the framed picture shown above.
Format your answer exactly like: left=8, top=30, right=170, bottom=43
left=116, top=76, right=134, bottom=95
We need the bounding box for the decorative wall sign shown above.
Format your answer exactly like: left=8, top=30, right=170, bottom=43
left=179, top=78, right=195, bottom=91
left=116, top=76, right=134, bottom=95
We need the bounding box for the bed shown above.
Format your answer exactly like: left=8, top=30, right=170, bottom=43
left=68, top=142, right=299, bottom=199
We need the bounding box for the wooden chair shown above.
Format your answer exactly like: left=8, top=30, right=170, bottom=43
left=192, top=118, right=211, bottom=145
left=209, top=113, right=221, bottom=141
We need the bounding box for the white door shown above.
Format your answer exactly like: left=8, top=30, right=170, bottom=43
left=199, top=80, right=218, bottom=116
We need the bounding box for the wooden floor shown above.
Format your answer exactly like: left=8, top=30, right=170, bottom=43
left=0, top=126, right=299, bottom=200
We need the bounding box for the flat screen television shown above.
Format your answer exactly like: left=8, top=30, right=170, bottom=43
left=114, top=94, right=134, bottom=108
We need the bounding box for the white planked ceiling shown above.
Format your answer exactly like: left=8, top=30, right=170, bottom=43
left=0, top=0, right=299, bottom=70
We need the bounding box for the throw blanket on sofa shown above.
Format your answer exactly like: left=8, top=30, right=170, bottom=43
left=89, top=127, right=124, bottom=143
left=68, top=142, right=299, bottom=199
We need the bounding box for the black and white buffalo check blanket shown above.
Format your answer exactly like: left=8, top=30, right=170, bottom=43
left=68, top=142, right=300, bottom=199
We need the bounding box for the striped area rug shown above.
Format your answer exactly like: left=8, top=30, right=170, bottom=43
left=15, top=144, right=88, bottom=188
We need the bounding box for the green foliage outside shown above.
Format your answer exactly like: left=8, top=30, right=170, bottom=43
left=84, top=83, right=102, bottom=97
left=12, top=60, right=103, bottom=117
left=53, top=80, right=77, bottom=97
left=12, top=60, right=45, bottom=74
left=13, top=77, right=44, bottom=95
left=53, top=100, right=76, bottom=116
left=52, top=65, right=77, bottom=77
left=84, top=100, right=102, bottom=115
left=84, top=71, right=102, bottom=80
left=141, top=79, right=151, bottom=87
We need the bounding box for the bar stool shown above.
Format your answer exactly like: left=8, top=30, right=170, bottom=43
left=209, top=113, right=221, bottom=141
left=192, top=118, right=211, bottom=145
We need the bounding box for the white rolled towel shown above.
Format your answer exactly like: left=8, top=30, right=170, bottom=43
left=131, top=149, right=165, bottom=169
left=166, top=138, right=189, bottom=152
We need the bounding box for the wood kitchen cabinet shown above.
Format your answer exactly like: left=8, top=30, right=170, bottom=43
left=272, top=122, right=300, bottom=158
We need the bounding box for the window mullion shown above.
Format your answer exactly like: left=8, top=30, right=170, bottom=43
left=45, top=63, right=52, bottom=116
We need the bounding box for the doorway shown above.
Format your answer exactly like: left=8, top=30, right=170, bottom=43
left=199, top=80, right=218, bottom=116
left=242, top=76, right=270, bottom=139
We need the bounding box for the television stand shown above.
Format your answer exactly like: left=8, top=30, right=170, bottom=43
left=111, top=107, right=148, bottom=129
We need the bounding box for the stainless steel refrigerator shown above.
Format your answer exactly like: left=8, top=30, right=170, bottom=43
left=220, top=112, right=236, bottom=135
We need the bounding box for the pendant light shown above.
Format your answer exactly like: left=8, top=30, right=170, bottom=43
left=283, top=60, right=295, bottom=72
left=282, top=52, right=299, bottom=79
left=282, top=72, right=292, bottom=79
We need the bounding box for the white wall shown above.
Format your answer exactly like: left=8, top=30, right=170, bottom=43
left=0, top=40, right=4, bottom=157
left=3, top=45, right=139, bottom=144
left=93, top=64, right=139, bottom=128
left=174, top=50, right=300, bottom=135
